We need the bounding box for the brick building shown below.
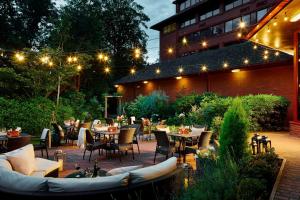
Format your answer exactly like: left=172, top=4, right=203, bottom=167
left=115, top=0, right=298, bottom=125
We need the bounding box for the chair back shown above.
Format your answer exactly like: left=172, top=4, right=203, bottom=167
left=134, top=120, right=144, bottom=132
left=118, top=128, right=135, bottom=145
left=105, top=118, right=114, bottom=126
left=123, top=124, right=141, bottom=136
left=7, top=135, right=31, bottom=151
left=40, top=129, right=50, bottom=140
left=198, top=131, right=212, bottom=148
left=85, top=129, right=94, bottom=144
left=153, top=131, right=170, bottom=148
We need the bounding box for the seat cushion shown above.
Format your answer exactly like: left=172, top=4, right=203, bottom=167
left=47, top=173, right=129, bottom=192
left=30, top=171, right=46, bottom=177
left=0, top=168, right=47, bottom=192
left=191, top=127, right=205, bottom=135
left=6, top=144, right=36, bottom=175
left=35, top=158, right=59, bottom=175
left=0, top=158, right=12, bottom=171
left=106, top=165, right=143, bottom=176
left=130, top=157, right=177, bottom=184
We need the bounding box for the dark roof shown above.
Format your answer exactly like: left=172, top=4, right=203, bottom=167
left=115, top=42, right=292, bottom=84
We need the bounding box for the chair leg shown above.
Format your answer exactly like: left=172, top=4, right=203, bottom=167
left=132, top=149, right=135, bottom=160
left=119, top=151, right=122, bottom=162
left=83, top=149, right=86, bottom=160
left=45, top=148, right=49, bottom=159
left=41, top=149, right=44, bottom=157
left=89, top=150, right=93, bottom=162
left=98, top=149, right=100, bottom=155
left=166, top=154, right=169, bottom=160
left=154, top=150, right=157, bottom=164
left=137, top=143, right=140, bottom=154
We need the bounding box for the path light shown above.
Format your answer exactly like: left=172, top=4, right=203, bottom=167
left=143, top=81, right=148, bottom=84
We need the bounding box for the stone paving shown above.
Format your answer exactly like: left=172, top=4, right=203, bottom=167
left=263, top=132, right=300, bottom=200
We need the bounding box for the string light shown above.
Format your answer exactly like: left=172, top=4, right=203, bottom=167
left=178, top=67, right=183, bottom=73
left=156, top=68, right=161, bottom=74
left=176, top=76, right=182, bottom=80
left=114, top=85, right=119, bottom=88
left=264, top=50, right=269, bottom=55
left=130, top=68, right=136, bottom=75
left=103, top=55, right=109, bottom=62
left=98, top=53, right=104, bottom=60
left=104, top=67, right=110, bottom=73
left=223, top=62, right=229, bottom=68
left=143, top=81, right=148, bottom=84
left=253, top=45, right=258, bottom=49
left=275, top=51, right=280, bottom=56
left=48, top=61, right=54, bottom=67
left=273, top=22, right=278, bottom=26
left=77, top=65, right=82, bottom=71
left=239, top=21, right=246, bottom=28
left=40, top=56, right=50, bottom=64
left=263, top=55, right=269, bottom=60
left=134, top=48, right=141, bottom=55
left=182, top=37, right=187, bottom=45
left=15, top=52, right=25, bottom=62
left=244, top=59, right=249, bottom=64
left=168, top=48, right=174, bottom=54
left=201, top=65, right=207, bottom=72
left=72, top=56, right=78, bottom=62
left=202, top=41, right=207, bottom=47
left=67, top=56, right=73, bottom=63
left=237, top=32, right=242, bottom=38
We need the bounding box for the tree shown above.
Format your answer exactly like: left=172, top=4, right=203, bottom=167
left=8, top=48, right=92, bottom=99
left=219, top=98, right=250, bottom=161
left=0, top=0, right=57, bottom=49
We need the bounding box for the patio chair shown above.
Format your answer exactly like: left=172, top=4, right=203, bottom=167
left=51, top=123, right=64, bottom=146
left=185, top=131, right=212, bottom=155
left=185, top=127, right=205, bottom=147
left=65, top=125, right=78, bottom=146
left=122, top=124, right=141, bottom=154
left=33, top=128, right=50, bottom=159
left=105, top=128, right=136, bottom=162
left=83, top=129, right=105, bottom=162
left=153, top=130, right=176, bottom=163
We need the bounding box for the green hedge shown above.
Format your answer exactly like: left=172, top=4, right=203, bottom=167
left=0, top=97, right=55, bottom=135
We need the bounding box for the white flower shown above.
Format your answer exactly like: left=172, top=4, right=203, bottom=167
left=179, top=113, right=185, bottom=118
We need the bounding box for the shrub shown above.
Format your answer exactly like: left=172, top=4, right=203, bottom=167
left=0, top=97, right=55, bottom=135
left=219, top=98, right=250, bottom=161
left=211, top=116, right=223, bottom=140
left=125, top=90, right=169, bottom=119
left=181, top=157, right=239, bottom=200
left=241, top=94, right=289, bottom=131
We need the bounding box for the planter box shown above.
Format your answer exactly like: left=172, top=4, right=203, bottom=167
left=269, top=157, right=286, bottom=200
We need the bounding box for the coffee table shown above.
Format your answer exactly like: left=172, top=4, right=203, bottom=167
left=65, top=169, right=107, bottom=178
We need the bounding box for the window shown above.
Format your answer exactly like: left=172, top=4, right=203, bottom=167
left=232, top=18, right=241, bottom=30
left=211, top=24, right=224, bottom=35
left=199, top=9, right=220, bottom=21
left=242, top=14, right=250, bottom=26
left=250, top=12, right=257, bottom=24
left=180, top=3, right=185, bottom=11
left=163, top=23, right=176, bottom=34
left=225, top=0, right=251, bottom=11
left=257, top=8, right=268, bottom=22
left=225, top=20, right=233, bottom=32
left=179, top=0, right=201, bottom=11
left=180, top=18, right=196, bottom=29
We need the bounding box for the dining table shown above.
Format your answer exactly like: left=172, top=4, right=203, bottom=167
left=168, top=131, right=202, bottom=163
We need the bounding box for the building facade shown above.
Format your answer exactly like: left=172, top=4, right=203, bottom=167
left=116, top=0, right=295, bottom=122
left=152, top=0, right=279, bottom=61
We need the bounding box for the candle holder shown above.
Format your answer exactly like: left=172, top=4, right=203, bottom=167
left=54, top=149, right=66, bottom=171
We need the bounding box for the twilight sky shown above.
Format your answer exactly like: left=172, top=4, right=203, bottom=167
left=55, top=0, right=175, bottom=64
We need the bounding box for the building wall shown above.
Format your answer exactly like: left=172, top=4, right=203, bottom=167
left=118, top=64, right=293, bottom=120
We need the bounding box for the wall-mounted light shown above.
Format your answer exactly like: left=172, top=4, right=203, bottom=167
left=232, top=69, right=241, bottom=73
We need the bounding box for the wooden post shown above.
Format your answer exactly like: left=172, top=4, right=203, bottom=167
left=104, top=96, right=108, bottom=118
left=293, top=32, right=299, bottom=121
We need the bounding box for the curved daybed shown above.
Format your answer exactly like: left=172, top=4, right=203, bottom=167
left=0, top=144, right=183, bottom=200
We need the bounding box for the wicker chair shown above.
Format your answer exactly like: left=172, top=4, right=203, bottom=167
left=105, top=128, right=136, bottom=162
left=185, top=131, right=212, bottom=155
left=83, top=129, right=105, bottom=162
left=122, top=124, right=141, bottom=154
left=7, top=134, right=31, bottom=152
left=33, top=129, right=50, bottom=158
left=153, top=130, right=176, bottom=163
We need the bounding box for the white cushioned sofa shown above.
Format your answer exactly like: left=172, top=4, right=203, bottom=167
left=0, top=145, right=182, bottom=200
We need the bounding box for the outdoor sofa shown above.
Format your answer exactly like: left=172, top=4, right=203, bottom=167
left=0, top=144, right=182, bottom=200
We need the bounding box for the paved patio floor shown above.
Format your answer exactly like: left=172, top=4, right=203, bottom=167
left=263, top=132, right=300, bottom=200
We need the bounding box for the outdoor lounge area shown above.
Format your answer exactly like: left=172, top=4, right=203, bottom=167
left=2, top=0, right=300, bottom=199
